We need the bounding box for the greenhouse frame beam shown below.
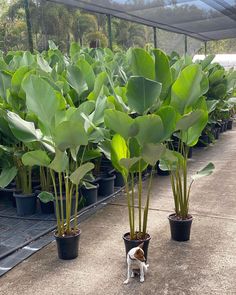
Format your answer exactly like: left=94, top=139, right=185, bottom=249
left=153, top=27, right=157, bottom=49
left=185, top=35, right=188, bottom=55
left=204, top=42, right=207, bottom=56
left=107, top=14, right=113, bottom=50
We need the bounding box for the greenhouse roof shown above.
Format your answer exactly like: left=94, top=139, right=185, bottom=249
left=49, top=0, right=236, bottom=41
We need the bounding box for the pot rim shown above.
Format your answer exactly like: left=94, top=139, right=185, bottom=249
left=81, top=183, right=99, bottom=190
left=123, top=231, right=151, bottom=242
left=99, top=174, right=116, bottom=181
left=13, top=192, right=36, bottom=198
left=54, top=229, right=81, bottom=239
left=168, top=213, right=193, bottom=222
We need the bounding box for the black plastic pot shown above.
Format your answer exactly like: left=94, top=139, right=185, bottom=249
left=80, top=184, right=99, bottom=206
left=114, top=171, right=125, bottom=187
left=14, top=192, right=37, bottom=216
left=40, top=200, right=54, bottom=214
left=223, top=121, right=228, bottom=132
left=227, top=119, right=233, bottom=130
left=55, top=229, right=81, bottom=260
left=196, top=135, right=209, bottom=147
left=168, top=214, right=193, bottom=241
left=123, top=232, right=151, bottom=261
left=214, top=128, right=220, bottom=140
left=157, top=161, right=170, bottom=176
left=187, top=147, right=193, bottom=159
left=97, top=174, right=116, bottom=196
left=0, top=187, right=17, bottom=207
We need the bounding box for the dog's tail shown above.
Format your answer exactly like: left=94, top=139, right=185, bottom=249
left=143, top=264, right=149, bottom=273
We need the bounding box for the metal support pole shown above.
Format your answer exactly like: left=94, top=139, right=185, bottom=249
left=23, top=0, right=33, bottom=53
left=153, top=27, right=157, bottom=48
left=204, top=41, right=207, bottom=56
left=107, top=14, right=113, bottom=51
left=184, top=35, right=187, bottom=55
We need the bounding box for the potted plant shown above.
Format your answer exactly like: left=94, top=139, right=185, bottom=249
left=7, top=74, right=96, bottom=259
left=160, top=63, right=215, bottom=241
left=104, top=105, right=176, bottom=259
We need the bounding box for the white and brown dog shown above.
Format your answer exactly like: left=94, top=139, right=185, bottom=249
left=124, top=243, right=149, bottom=284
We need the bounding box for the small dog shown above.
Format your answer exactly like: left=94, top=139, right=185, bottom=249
left=123, top=243, right=149, bottom=284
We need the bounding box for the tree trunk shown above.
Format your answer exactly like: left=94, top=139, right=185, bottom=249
left=23, top=0, right=34, bottom=52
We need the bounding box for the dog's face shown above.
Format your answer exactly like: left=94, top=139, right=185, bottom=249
left=134, top=243, right=146, bottom=262
left=134, top=248, right=146, bottom=262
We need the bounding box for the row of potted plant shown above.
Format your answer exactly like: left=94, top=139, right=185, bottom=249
left=0, top=44, right=235, bottom=260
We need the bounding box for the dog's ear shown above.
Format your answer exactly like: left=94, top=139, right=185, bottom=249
left=138, top=242, right=144, bottom=249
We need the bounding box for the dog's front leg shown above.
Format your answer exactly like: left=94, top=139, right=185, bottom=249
left=140, top=264, right=145, bottom=283
left=123, top=263, right=131, bottom=284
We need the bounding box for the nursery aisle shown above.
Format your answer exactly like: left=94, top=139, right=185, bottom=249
left=0, top=129, right=236, bottom=295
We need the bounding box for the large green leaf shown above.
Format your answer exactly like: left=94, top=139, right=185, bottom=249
left=67, top=65, right=88, bottom=96
left=153, top=49, right=172, bottom=99
left=6, top=111, right=40, bottom=142
left=200, top=54, right=215, bottom=70
left=22, top=75, right=60, bottom=130
left=126, top=76, right=162, bottom=115
left=0, top=70, right=11, bottom=101
left=192, top=162, right=214, bottom=180
left=22, top=150, right=51, bottom=167
left=141, top=143, right=166, bottom=166
left=0, top=167, right=17, bottom=188
left=37, top=55, right=52, bottom=73
left=176, top=110, right=203, bottom=131
left=135, top=115, right=164, bottom=146
left=77, top=59, right=95, bottom=91
left=119, top=157, right=140, bottom=171
left=49, top=149, right=69, bottom=173
left=171, top=64, right=205, bottom=114
left=181, top=101, right=208, bottom=147
left=156, top=106, right=176, bottom=141
left=209, top=69, right=224, bottom=85
left=110, top=134, right=129, bottom=178
left=70, top=162, right=95, bottom=185
left=55, top=120, right=88, bottom=151
left=88, top=72, right=107, bottom=101
left=38, top=191, right=54, bottom=203
left=128, top=48, right=155, bottom=80
left=104, top=109, right=133, bottom=140
left=11, top=66, right=29, bottom=95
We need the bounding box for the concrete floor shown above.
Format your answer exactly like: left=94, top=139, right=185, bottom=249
left=0, top=129, right=236, bottom=295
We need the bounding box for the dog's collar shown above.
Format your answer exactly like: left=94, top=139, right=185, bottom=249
left=128, top=254, right=137, bottom=261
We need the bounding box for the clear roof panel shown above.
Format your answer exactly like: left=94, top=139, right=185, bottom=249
left=50, top=0, right=236, bottom=41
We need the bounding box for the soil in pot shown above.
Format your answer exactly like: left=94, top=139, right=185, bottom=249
left=14, top=192, right=37, bottom=216
left=97, top=174, right=116, bottom=196
left=80, top=184, right=99, bottom=206
left=55, top=229, right=81, bottom=260
left=168, top=213, right=193, bottom=242
left=123, top=232, right=151, bottom=261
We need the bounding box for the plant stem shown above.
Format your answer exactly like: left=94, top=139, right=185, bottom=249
left=58, top=172, right=64, bottom=233
left=50, top=169, right=61, bottom=236
left=142, top=167, right=153, bottom=237
left=138, top=161, right=142, bottom=235
left=125, top=178, right=134, bottom=239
